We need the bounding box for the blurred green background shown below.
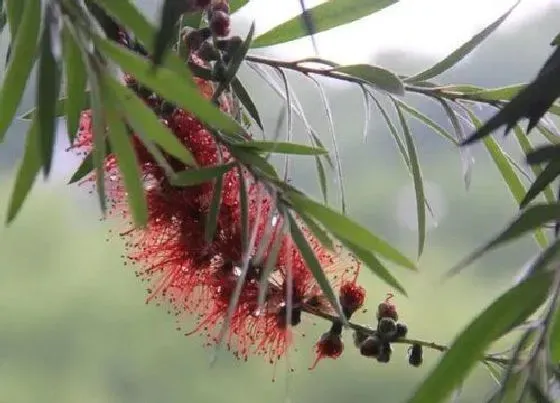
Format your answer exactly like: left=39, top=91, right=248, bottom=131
left=0, top=2, right=559, bottom=402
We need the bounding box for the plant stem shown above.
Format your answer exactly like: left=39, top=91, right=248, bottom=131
left=302, top=305, right=512, bottom=366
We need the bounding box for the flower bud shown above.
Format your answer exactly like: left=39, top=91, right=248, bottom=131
left=377, top=317, right=397, bottom=341
left=408, top=343, right=423, bottom=367
left=359, top=335, right=381, bottom=358
left=339, top=281, right=366, bottom=317
left=377, top=293, right=398, bottom=321
left=210, top=11, right=230, bottom=37
left=396, top=322, right=408, bottom=339
left=376, top=342, right=392, bottom=363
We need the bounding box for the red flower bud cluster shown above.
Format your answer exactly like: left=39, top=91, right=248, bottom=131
left=69, top=45, right=365, bottom=369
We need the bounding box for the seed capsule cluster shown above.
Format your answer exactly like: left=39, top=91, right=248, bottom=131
left=354, top=294, right=423, bottom=367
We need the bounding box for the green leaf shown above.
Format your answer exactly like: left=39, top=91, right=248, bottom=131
left=106, top=78, right=197, bottom=167
left=288, top=191, right=417, bottom=270
left=92, top=0, right=194, bottom=77
left=5, top=0, right=23, bottom=39
left=315, top=155, right=328, bottom=204
left=514, top=126, right=556, bottom=204
left=234, top=140, right=328, bottom=155
left=339, top=237, right=407, bottom=295
left=286, top=212, right=347, bottom=322
left=6, top=119, right=41, bottom=224
left=230, top=148, right=280, bottom=179
left=104, top=90, right=148, bottom=227
left=447, top=203, right=560, bottom=276
left=231, top=78, right=264, bottom=130
left=395, top=102, right=426, bottom=257
left=334, top=64, right=404, bottom=95
left=521, top=160, right=560, bottom=208
left=407, top=271, right=553, bottom=403
left=153, top=0, right=187, bottom=67
left=169, top=164, right=234, bottom=187
left=36, top=11, right=62, bottom=177
left=62, top=24, right=88, bottom=142
left=467, top=111, right=548, bottom=249
left=394, top=98, right=457, bottom=144
left=296, top=212, right=335, bottom=251
left=0, top=0, right=40, bottom=142
left=230, top=0, right=248, bottom=13
left=550, top=303, right=560, bottom=362
left=20, top=95, right=91, bottom=121
left=89, top=76, right=107, bottom=214
left=252, top=0, right=398, bottom=48
left=406, top=1, right=520, bottom=83
left=94, top=36, right=244, bottom=136
left=69, top=152, right=94, bottom=184
left=205, top=175, right=223, bottom=243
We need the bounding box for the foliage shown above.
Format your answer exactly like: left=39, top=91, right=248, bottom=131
left=1, top=0, right=560, bottom=402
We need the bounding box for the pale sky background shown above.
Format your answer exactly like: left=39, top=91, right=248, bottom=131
left=235, top=0, right=555, bottom=62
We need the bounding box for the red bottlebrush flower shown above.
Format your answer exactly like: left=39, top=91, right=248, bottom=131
left=339, top=281, right=366, bottom=316
left=309, top=331, right=344, bottom=370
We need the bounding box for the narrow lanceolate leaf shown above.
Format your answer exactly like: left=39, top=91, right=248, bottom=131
left=514, top=126, right=556, bottom=204
left=20, top=95, right=91, bottom=121
left=407, top=1, right=520, bottom=83
left=89, top=77, right=107, bottom=214
left=395, top=103, right=426, bottom=257
left=0, top=0, right=40, bottom=142
left=339, top=238, right=407, bottom=295
left=521, top=160, right=560, bottom=208
left=170, top=164, right=234, bottom=187
left=104, top=94, right=148, bottom=227
left=550, top=303, right=560, bottom=362
left=153, top=0, right=189, bottom=67
left=36, top=11, right=62, bottom=178
left=68, top=152, right=94, bottom=184
left=252, top=0, right=398, bottom=48
left=62, top=24, right=88, bottom=142
left=234, top=140, right=328, bottom=155
left=231, top=78, right=264, bottom=130
left=407, top=271, right=553, bottom=403
left=230, top=0, right=249, bottom=13
left=447, top=203, right=560, bottom=277
left=467, top=111, right=548, bottom=248
left=334, top=64, right=405, bottom=95
left=394, top=99, right=457, bottom=144
left=288, top=191, right=417, bottom=270
left=205, top=175, right=223, bottom=243
left=296, top=212, right=335, bottom=251
left=94, top=36, right=244, bottom=136
left=5, top=0, right=24, bottom=39
left=93, top=0, right=196, bottom=77
left=107, top=78, right=197, bottom=167
left=6, top=119, right=41, bottom=224
left=286, top=212, right=347, bottom=322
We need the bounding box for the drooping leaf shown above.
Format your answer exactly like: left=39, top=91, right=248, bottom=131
left=407, top=271, right=553, bottom=403
left=0, top=0, right=40, bottom=142
left=296, top=211, right=335, bottom=251
left=297, top=0, right=318, bottom=53
left=462, top=46, right=560, bottom=145
left=62, top=24, right=88, bottom=142
left=36, top=6, right=62, bottom=177
left=252, top=0, right=398, bottom=48
left=286, top=211, right=346, bottom=323
left=204, top=175, right=223, bottom=243
left=231, top=78, right=264, bottom=130
left=20, top=95, right=91, bottom=121
left=92, top=0, right=194, bottom=76
left=466, top=111, right=548, bottom=248
left=550, top=302, right=560, bottom=362
left=394, top=98, right=457, bottom=144
left=447, top=203, right=560, bottom=277
left=94, top=36, right=244, bottom=136
left=334, top=64, right=404, bottom=95
left=339, top=237, right=407, bottom=295
left=233, top=140, right=328, bottom=155
left=514, top=126, right=556, bottom=204
left=407, top=1, right=520, bottom=83
left=527, top=144, right=560, bottom=165
left=288, top=191, right=417, bottom=270
left=89, top=76, right=107, bottom=214
left=104, top=90, right=148, bottom=227
left=69, top=152, right=93, bottom=184
left=153, top=0, right=190, bottom=67
left=230, top=148, right=280, bottom=180
left=5, top=0, right=23, bottom=39
left=395, top=102, right=426, bottom=257
left=169, top=164, right=234, bottom=187
left=521, top=160, right=560, bottom=208
left=107, top=78, right=197, bottom=167
left=6, top=119, right=41, bottom=224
